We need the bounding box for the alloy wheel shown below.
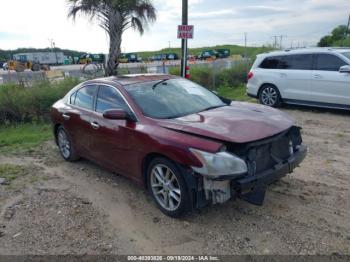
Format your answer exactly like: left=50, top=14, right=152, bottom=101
left=261, top=87, right=278, bottom=106
left=57, top=129, right=71, bottom=159
left=150, top=164, right=181, bottom=211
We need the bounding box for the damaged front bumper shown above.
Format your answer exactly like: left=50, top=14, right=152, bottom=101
left=201, top=144, right=307, bottom=206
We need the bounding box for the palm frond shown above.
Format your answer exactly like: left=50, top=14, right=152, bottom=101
left=67, top=0, right=157, bottom=76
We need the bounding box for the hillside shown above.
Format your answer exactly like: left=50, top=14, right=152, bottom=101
left=0, top=44, right=273, bottom=61
left=136, top=44, right=273, bottom=59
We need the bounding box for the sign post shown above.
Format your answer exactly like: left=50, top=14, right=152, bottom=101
left=178, top=25, right=194, bottom=78
left=178, top=24, right=193, bottom=78
left=180, top=0, right=188, bottom=78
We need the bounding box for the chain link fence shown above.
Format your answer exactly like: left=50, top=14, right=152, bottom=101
left=0, top=58, right=250, bottom=88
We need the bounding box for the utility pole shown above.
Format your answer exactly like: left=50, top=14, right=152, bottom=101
left=244, top=32, right=247, bottom=57
left=180, top=0, right=188, bottom=78
left=280, top=35, right=285, bottom=49
left=345, top=14, right=350, bottom=40
left=271, top=35, right=286, bottom=49
left=168, top=41, right=171, bottom=49
left=244, top=32, right=248, bottom=77
left=272, top=36, right=278, bottom=49
left=49, top=38, right=59, bottom=65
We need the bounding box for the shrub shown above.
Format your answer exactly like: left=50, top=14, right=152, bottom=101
left=216, top=63, right=248, bottom=88
left=169, top=61, right=250, bottom=90
left=0, top=78, right=80, bottom=124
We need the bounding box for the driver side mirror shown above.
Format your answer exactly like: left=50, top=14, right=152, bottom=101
left=103, top=109, right=132, bottom=121
left=339, top=65, right=350, bottom=73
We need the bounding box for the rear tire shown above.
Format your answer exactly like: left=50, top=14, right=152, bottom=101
left=259, top=85, right=282, bottom=107
left=31, top=63, right=41, bottom=72
left=147, top=157, right=191, bottom=218
left=56, top=126, right=80, bottom=162
left=15, top=64, right=25, bottom=73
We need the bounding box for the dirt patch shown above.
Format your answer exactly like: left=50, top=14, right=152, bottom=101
left=0, top=107, right=349, bottom=255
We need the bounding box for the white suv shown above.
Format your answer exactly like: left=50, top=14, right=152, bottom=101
left=247, top=48, right=350, bottom=109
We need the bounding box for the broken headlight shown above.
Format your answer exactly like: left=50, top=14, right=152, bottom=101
left=189, top=148, right=247, bottom=178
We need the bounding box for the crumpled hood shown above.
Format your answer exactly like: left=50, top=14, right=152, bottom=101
left=156, top=102, right=294, bottom=143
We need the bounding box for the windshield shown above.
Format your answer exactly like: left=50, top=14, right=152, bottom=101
left=124, top=79, right=226, bottom=119
left=341, top=52, right=350, bottom=60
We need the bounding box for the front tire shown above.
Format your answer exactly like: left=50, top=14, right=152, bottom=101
left=147, top=157, right=191, bottom=217
left=259, top=85, right=282, bottom=107
left=56, top=126, right=79, bottom=162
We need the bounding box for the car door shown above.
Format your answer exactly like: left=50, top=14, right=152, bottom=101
left=62, top=84, right=98, bottom=157
left=259, top=54, right=312, bottom=101
left=88, top=84, right=139, bottom=177
left=277, top=54, right=313, bottom=101
left=310, top=53, right=350, bottom=105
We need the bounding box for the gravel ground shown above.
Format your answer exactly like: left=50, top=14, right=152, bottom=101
left=0, top=107, right=349, bottom=255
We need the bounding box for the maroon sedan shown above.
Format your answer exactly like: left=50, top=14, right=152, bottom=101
left=51, top=74, right=307, bottom=217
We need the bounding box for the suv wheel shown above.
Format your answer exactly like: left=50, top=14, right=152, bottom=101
left=147, top=157, right=191, bottom=217
left=259, top=85, right=282, bottom=107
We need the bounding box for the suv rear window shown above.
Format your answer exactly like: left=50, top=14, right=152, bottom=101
left=260, top=56, right=282, bottom=69
left=260, top=54, right=312, bottom=70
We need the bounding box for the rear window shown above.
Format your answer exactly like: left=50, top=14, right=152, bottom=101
left=260, top=54, right=312, bottom=70
left=72, top=85, right=98, bottom=110
left=260, top=56, right=282, bottom=69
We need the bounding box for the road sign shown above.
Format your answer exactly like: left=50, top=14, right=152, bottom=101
left=177, top=25, right=194, bottom=39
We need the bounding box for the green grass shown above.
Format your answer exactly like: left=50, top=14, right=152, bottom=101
left=217, top=84, right=256, bottom=102
left=0, top=123, right=52, bottom=153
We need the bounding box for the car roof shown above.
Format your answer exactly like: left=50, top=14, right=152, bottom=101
left=258, top=47, right=350, bottom=57
left=85, top=73, right=179, bottom=86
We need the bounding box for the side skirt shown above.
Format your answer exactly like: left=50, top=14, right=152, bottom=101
left=284, top=98, right=350, bottom=110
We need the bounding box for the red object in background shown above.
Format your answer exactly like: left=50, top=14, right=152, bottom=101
left=247, top=71, right=254, bottom=80
left=185, top=65, right=190, bottom=79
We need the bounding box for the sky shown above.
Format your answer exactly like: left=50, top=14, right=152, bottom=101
left=0, top=0, right=349, bottom=53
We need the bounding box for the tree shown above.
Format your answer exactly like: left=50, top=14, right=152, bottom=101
left=318, top=25, right=349, bottom=47
left=318, top=35, right=333, bottom=47
left=68, top=0, right=156, bottom=76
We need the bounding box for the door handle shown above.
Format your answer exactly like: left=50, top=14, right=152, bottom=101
left=90, top=122, right=100, bottom=129
left=280, top=73, right=287, bottom=78
left=313, top=74, right=322, bottom=79
left=62, top=113, right=70, bottom=120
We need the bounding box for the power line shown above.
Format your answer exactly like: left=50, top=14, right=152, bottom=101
left=271, top=35, right=287, bottom=49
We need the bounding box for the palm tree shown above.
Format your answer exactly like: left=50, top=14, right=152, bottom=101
left=68, top=0, right=156, bottom=76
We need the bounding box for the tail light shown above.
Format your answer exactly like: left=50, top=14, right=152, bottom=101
left=247, top=72, right=254, bottom=80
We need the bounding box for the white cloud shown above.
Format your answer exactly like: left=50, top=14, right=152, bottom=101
left=0, top=0, right=349, bottom=53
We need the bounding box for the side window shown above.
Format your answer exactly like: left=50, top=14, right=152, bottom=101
left=260, top=54, right=313, bottom=70
left=96, top=85, right=128, bottom=113
left=260, top=56, right=282, bottom=69
left=74, top=85, right=97, bottom=110
left=315, top=54, right=347, bottom=71
left=282, top=54, right=313, bottom=70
